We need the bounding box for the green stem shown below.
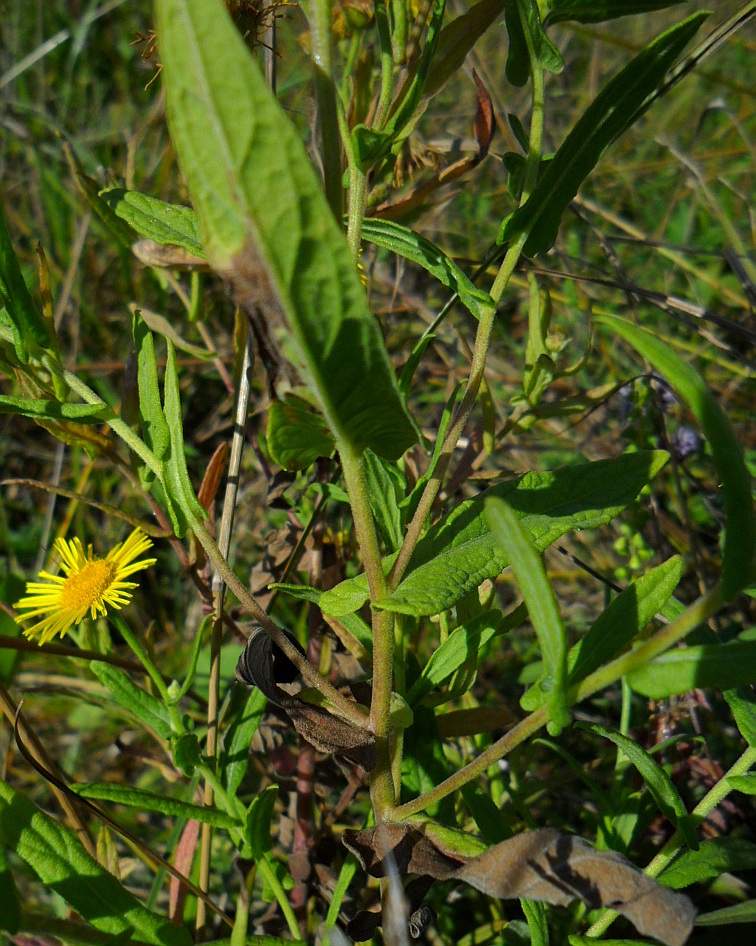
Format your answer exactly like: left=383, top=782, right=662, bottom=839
left=586, top=744, right=756, bottom=939
left=390, top=0, right=408, bottom=64
left=340, top=447, right=397, bottom=815
left=258, top=853, right=302, bottom=940
left=374, top=0, right=395, bottom=127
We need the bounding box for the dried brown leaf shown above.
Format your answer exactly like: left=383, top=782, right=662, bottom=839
left=455, top=829, right=696, bottom=946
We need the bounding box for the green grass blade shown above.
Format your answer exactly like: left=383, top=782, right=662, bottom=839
left=544, top=1, right=689, bottom=27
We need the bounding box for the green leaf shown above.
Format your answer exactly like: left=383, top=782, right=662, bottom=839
left=628, top=638, right=756, bottom=698
left=0, top=396, right=113, bottom=423
left=521, top=898, right=550, bottom=946
left=401, top=707, right=455, bottom=820
left=360, top=218, right=495, bottom=321
left=161, top=339, right=207, bottom=536
left=90, top=662, right=174, bottom=741
left=223, top=688, right=267, bottom=795
left=522, top=557, right=683, bottom=710
left=137, top=306, right=212, bottom=361
left=727, top=774, right=756, bottom=795
left=133, top=314, right=170, bottom=462
left=266, top=394, right=335, bottom=471
left=270, top=583, right=374, bottom=658
left=499, top=13, right=708, bottom=254
left=243, top=785, right=278, bottom=860
left=596, top=316, right=754, bottom=601
left=364, top=449, right=404, bottom=552
left=372, top=450, right=669, bottom=618
left=724, top=689, right=756, bottom=746
left=72, top=783, right=240, bottom=828
left=544, top=1, right=689, bottom=27
left=408, top=612, right=503, bottom=705
left=0, top=199, right=52, bottom=360
left=171, top=732, right=202, bottom=777
left=583, top=724, right=695, bottom=847
left=694, top=900, right=756, bottom=926
left=156, top=0, right=416, bottom=461
left=425, top=0, right=506, bottom=99
left=99, top=189, right=205, bottom=257
left=0, top=780, right=191, bottom=946
left=486, top=497, right=569, bottom=733
left=659, top=838, right=756, bottom=890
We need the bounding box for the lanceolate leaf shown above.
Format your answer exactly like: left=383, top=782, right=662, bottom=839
left=360, top=218, right=494, bottom=321
left=596, top=316, right=754, bottom=601
left=627, top=638, right=756, bottom=698
left=0, top=397, right=113, bottom=423
left=499, top=13, right=707, bottom=254
left=425, top=0, right=506, bottom=99
left=156, top=0, right=416, bottom=461
left=0, top=780, right=191, bottom=946
left=321, top=450, right=667, bottom=618
left=486, top=497, right=569, bottom=733
left=90, top=662, right=174, bottom=741
left=544, top=1, right=689, bottom=26
left=583, top=724, right=694, bottom=846
left=659, top=838, right=756, bottom=890
left=71, top=783, right=240, bottom=829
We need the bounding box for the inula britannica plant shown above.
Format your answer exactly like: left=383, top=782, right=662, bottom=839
left=0, top=2, right=754, bottom=945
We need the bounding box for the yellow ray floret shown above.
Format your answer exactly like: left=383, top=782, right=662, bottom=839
left=14, top=529, right=156, bottom=645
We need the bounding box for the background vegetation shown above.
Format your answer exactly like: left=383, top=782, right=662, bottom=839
left=0, top=2, right=753, bottom=945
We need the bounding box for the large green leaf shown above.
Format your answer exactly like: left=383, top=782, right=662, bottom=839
left=156, top=0, right=416, bottom=460
left=596, top=316, right=754, bottom=601
left=360, top=218, right=494, bottom=321
left=544, top=1, right=688, bottom=26
left=659, top=838, right=756, bottom=889
left=319, top=451, right=668, bottom=618
left=627, top=638, right=756, bottom=698
left=499, top=13, right=707, bottom=254
left=0, top=780, right=191, bottom=946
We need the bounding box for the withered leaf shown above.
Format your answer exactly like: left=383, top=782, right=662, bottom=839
left=455, top=829, right=696, bottom=946
left=343, top=826, right=695, bottom=946
left=342, top=825, right=459, bottom=881
left=286, top=701, right=376, bottom=771
left=235, top=627, right=375, bottom=769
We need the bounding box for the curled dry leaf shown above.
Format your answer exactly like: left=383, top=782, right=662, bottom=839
left=235, top=628, right=376, bottom=770
left=342, top=825, right=696, bottom=946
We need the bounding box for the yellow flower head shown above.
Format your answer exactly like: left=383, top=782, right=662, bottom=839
left=14, top=529, right=157, bottom=645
